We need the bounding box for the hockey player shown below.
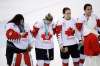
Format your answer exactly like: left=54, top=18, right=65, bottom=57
left=76, top=3, right=100, bottom=66
left=82, top=4, right=100, bottom=65
left=55, top=7, right=80, bottom=66
left=6, top=14, right=33, bottom=66
left=31, top=13, right=55, bottom=66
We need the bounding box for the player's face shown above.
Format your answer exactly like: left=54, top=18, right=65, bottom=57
left=64, top=10, right=71, bottom=20
left=84, top=6, right=92, bottom=16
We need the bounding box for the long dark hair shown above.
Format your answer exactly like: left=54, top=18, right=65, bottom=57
left=8, top=14, right=25, bottom=32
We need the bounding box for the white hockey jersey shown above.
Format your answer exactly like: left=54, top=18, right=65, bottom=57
left=76, top=14, right=100, bottom=37
left=56, top=18, right=78, bottom=46
left=6, top=23, right=33, bottom=49
left=31, top=20, right=55, bottom=49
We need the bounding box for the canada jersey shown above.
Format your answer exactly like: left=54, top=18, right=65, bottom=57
left=57, top=18, right=78, bottom=46
left=6, top=23, right=32, bottom=49
left=33, top=20, right=55, bottom=49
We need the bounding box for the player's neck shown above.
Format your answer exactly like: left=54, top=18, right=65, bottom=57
left=84, top=13, right=91, bottom=21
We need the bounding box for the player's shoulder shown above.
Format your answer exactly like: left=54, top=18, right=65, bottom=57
left=6, top=22, right=16, bottom=28
left=56, top=18, right=65, bottom=25
left=77, top=14, right=85, bottom=20
left=34, top=20, right=44, bottom=28
left=7, top=22, right=15, bottom=26
left=91, top=14, right=99, bottom=19
left=71, top=18, right=76, bottom=22
left=76, top=14, right=86, bottom=23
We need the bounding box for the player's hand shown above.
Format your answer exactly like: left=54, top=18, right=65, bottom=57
left=27, top=45, right=33, bottom=51
left=60, top=44, right=68, bottom=53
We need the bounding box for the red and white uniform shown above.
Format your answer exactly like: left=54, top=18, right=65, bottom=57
left=56, top=18, right=78, bottom=46
left=76, top=14, right=100, bottom=66
left=55, top=18, right=80, bottom=66
left=31, top=20, right=55, bottom=49
left=76, top=14, right=100, bottom=39
left=80, top=14, right=100, bottom=55
left=31, top=20, right=55, bottom=66
left=80, top=14, right=100, bottom=66
left=6, top=23, right=33, bottom=66
left=6, top=23, right=33, bottom=49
